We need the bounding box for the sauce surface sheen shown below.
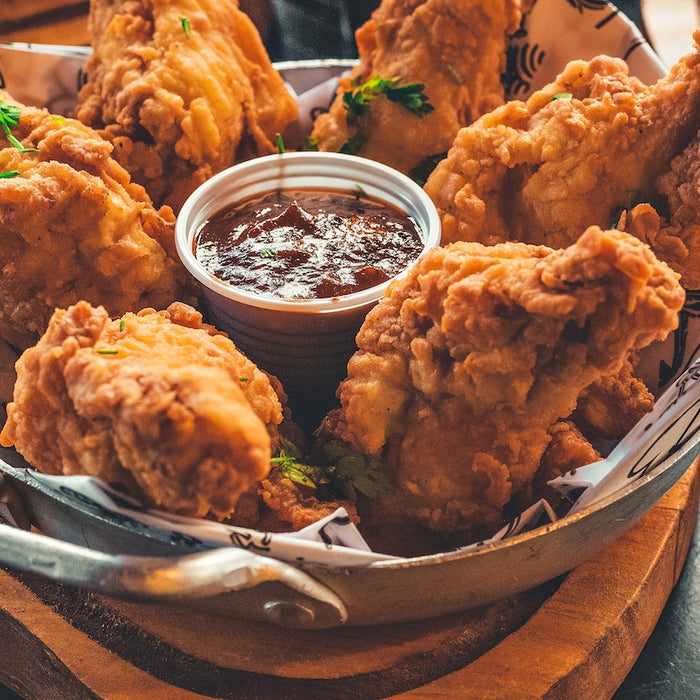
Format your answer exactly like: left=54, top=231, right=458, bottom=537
left=194, top=188, right=424, bottom=299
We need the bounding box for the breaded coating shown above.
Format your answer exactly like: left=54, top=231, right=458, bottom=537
left=311, top=0, right=528, bottom=176
left=1, top=301, right=284, bottom=520
left=76, top=0, right=298, bottom=211
left=620, top=131, right=700, bottom=289
left=330, top=227, right=684, bottom=541
left=0, top=89, right=184, bottom=350
left=424, top=35, right=700, bottom=288
left=574, top=357, right=655, bottom=440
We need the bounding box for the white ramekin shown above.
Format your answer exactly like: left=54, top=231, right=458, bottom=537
left=175, top=151, right=441, bottom=428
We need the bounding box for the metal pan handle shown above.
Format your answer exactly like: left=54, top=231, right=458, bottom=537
left=0, top=521, right=347, bottom=628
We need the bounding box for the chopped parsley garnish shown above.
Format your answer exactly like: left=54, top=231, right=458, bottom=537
left=259, top=248, right=274, bottom=258
left=271, top=440, right=328, bottom=490
left=119, top=318, right=125, bottom=331
left=96, top=348, right=118, bottom=355
left=340, top=75, right=434, bottom=154
left=0, top=170, right=19, bottom=179
left=239, top=375, right=249, bottom=382
left=51, top=115, right=65, bottom=125
left=275, top=132, right=285, bottom=154
left=344, top=75, right=433, bottom=123
left=551, top=92, right=573, bottom=101
left=0, top=100, right=38, bottom=153
left=271, top=437, right=392, bottom=500
left=180, top=16, right=191, bottom=39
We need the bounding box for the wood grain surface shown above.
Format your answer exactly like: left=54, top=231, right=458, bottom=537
left=0, top=459, right=696, bottom=700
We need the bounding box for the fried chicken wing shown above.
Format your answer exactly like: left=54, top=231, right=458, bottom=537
left=0, top=89, right=185, bottom=350
left=77, top=0, right=298, bottom=211
left=424, top=35, right=700, bottom=288
left=310, top=0, right=528, bottom=177
left=1, top=301, right=285, bottom=520
left=328, top=227, right=684, bottom=545
left=620, top=131, right=700, bottom=290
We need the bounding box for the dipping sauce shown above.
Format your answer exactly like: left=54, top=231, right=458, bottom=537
left=194, top=188, right=424, bottom=299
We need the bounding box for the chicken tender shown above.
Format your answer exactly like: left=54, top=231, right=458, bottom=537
left=310, top=0, right=528, bottom=177
left=424, top=35, right=700, bottom=288
left=0, top=89, right=184, bottom=351
left=1, top=301, right=284, bottom=520
left=76, top=0, right=298, bottom=211
left=329, top=227, right=684, bottom=544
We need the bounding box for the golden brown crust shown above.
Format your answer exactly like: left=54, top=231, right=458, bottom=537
left=1, top=301, right=284, bottom=520
left=331, top=227, right=683, bottom=541
left=311, top=0, right=528, bottom=175
left=424, top=36, right=700, bottom=289
left=77, top=0, right=298, bottom=211
left=0, top=89, right=186, bottom=350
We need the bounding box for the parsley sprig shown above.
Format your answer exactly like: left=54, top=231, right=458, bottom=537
left=340, top=75, right=433, bottom=155
left=180, top=16, right=191, bottom=39
left=271, top=437, right=391, bottom=500
left=0, top=100, right=37, bottom=153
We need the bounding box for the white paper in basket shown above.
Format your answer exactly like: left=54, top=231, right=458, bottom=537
left=0, top=1, right=698, bottom=566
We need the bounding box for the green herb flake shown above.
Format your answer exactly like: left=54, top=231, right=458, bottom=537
left=119, top=318, right=125, bottom=331
left=239, top=375, right=249, bottom=382
left=323, top=440, right=392, bottom=499
left=270, top=437, right=391, bottom=500
left=0, top=100, right=38, bottom=153
left=51, top=115, right=65, bottom=125
left=0, top=170, right=19, bottom=179
left=180, top=16, right=191, bottom=39
left=446, top=64, right=464, bottom=84
left=96, top=348, right=119, bottom=355
left=260, top=248, right=274, bottom=258
left=271, top=441, right=327, bottom=490
left=275, top=132, right=285, bottom=154
left=551, top=92, right=573, bottom=101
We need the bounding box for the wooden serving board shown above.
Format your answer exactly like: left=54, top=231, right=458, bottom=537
left=0, top=458, right=697, bottom=700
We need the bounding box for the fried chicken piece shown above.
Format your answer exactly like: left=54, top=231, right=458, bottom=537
left=76, top=0, right=298, bottom=212
left=310, top=0, right=528, bottom=177
left=574, top=357, right=655, bottom=440
left=619, top=129, right=700, bottom=289
left=0, top=89, right=185, bottom=351
left=329, top=227, right=684, bottom=543
left=0, top=301, right=285, bottom=520
left=424, top=34, right=700, bottom=287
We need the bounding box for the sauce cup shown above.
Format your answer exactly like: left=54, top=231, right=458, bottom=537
left=175, top=151, right=441, bottom=430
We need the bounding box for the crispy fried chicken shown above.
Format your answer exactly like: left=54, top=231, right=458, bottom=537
left=0, top=89, right=185, bottom=351
left=327, top=227, right=684, bottom=546
left=1, top=301, right=285, bottom=520
left=310, top=0, right=528, bottom=177
left=76, top=0, right=298, bottom=211
left=424, top=35, right=700, bottom=288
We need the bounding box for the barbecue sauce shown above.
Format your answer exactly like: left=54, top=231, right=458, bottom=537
left=194, top=188, right=424, bottom=299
